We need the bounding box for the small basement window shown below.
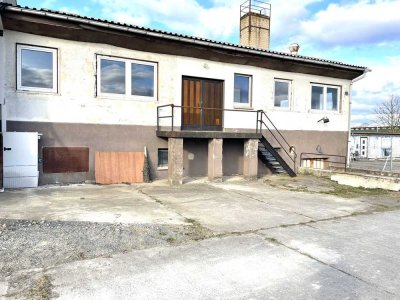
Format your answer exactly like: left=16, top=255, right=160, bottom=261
left=17, top=44, right=58, bottom=93
left=97, top=55, right=157, bottom=100
left=158, top=149, right=168, bottom=169
left=234, top=74, right=251, bottom=106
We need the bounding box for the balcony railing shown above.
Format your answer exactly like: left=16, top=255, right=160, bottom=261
left=157, top=104, right=298, bottom=173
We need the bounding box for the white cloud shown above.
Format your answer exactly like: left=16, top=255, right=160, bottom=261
left=299, top=0, right=400, bottom=47
left=91, top=0, right=240, bottom=41
left=351, top=56, right=400, bottom=125
left=59, top=6, right=80, bottom=15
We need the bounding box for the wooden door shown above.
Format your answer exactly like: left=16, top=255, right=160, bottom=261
left=182, top=77, right=223, bottom=131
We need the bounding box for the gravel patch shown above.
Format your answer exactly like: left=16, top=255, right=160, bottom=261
left=0, top=218, right=213, bottom=299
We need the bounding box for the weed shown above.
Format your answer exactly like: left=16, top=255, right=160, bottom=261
left=28, top=274, right=52, bottom=300
left=321, top=184, right=388, bottom=198
left=166, top=237, right=175, bottom=243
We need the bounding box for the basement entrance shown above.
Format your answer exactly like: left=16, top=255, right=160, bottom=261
left=182, top=76, right=223, bottom=131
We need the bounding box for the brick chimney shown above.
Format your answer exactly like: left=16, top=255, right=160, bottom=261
left=0, top=0, right=17, bottom=5
left=240, top=0, right=271, bottom=50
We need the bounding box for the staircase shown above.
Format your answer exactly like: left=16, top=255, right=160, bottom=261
left=258, top=143, right=285, bottom=174
left=257, top=111, right=297, bottom=177
left=258, top=137, right=296, bottom=177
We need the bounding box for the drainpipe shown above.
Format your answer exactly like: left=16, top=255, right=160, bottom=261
left=0, top=32, right=5, bottom=133
left=0, top=8, right=6, bottom=133
left=347, top=68, right=372, bottom=167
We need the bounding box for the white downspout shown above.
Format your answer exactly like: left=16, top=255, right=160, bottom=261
left=0, top=17, right=5, bottom=132
left=0, top=38, right=5, bottom=133
left=347, top=68, right=372, bottom=167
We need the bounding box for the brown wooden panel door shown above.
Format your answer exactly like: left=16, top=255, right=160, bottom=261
left=95, top=152, right=145, bottom=184
left=182, top=77, right=223, bottom=131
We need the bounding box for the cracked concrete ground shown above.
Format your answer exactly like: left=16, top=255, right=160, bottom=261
left=0, top=175, right=399, bottom=299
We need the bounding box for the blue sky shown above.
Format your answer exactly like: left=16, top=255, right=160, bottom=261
left=19, top=0, right=400, bottom=125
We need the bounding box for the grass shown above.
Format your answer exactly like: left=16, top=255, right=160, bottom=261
left=265, top=174, right=391, bottom=199
left=28, top=274, right=52, bottom=300
left=321, top=184, right=388, bottom=198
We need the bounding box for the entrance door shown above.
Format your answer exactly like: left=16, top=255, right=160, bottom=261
left=360, top=137, right=368, bottom=158
left=182, top=77, right=223, bottom=131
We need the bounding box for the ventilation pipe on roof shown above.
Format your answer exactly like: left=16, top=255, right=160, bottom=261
left=289, top=43, right=300, bottom=55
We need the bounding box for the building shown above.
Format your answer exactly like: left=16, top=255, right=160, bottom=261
left=351, top=126, right=400, bottom=159
left=0, top=1, right=368, bottom=188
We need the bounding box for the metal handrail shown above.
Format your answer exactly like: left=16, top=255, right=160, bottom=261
left=300, top=152, right=347, bottom=171
left=256, top=110, right=297, bottom=172
left=157, top=104, right=297, bottom=173
left=258, top=111, right=294, bottom=153
left=157, top=104, right=259, bottom=132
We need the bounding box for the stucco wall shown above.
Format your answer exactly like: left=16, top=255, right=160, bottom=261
left=3, top=30, right=352, bottom=133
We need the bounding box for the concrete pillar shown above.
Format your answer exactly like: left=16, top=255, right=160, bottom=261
left=243, top=139, right=258, bottom=180
left=168, top=138, right=183, bottom=185
left=208, top=138, right=223, bottom=182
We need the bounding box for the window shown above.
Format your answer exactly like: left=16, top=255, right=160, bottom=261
left=17, top=44, right=58, bottom=92
left=311, top=84, right=340, bottom=111
left=97, top=55, right=157, bottom=100
left=274, top=79, right=291, bottom=108
left=158, top=149, right=168, bottom=169
left=234, top=74, right=251, bottom=106
left=383, top=148, right=391, bottom=157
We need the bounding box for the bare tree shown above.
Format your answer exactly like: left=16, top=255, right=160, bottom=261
left=374, top=95, right=400, bottom=171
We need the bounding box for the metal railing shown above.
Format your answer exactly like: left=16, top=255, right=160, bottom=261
left=157, top=104, right=260, bottom=132
left=257, top=110, right=297, bottom=172
left=240, top=0, right=271, bottom=17
left=157, top=104, right=298, bottom=174
left=300, top=153, right=347, bottom=171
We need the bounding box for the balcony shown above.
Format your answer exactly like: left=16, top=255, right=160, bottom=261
left=156, top=104, right=263, bottom=139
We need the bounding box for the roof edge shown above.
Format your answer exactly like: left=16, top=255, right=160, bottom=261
left=2, top=5, right=368, bottom=73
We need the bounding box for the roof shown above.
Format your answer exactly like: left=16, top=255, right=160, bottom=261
left=0, top=4, right=368, bottom=73
left=352, top=126, right=400, bottom=136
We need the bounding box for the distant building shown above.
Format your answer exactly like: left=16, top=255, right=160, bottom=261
left=351, top=126, right=400, bottom=159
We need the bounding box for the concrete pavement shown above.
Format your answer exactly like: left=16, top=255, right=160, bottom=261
left=1, top=176, right=399, bottom=299
left=48, top=210, right=398, bottom=299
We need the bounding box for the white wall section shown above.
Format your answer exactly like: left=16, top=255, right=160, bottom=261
left=4, top=30, right=352, bottom=132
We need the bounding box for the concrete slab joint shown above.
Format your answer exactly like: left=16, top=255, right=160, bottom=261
left=168, top=138, right=184, bottom=185
left=208, top=138, right=223, bottom=182
left=244, top=139, right=258, bottom=180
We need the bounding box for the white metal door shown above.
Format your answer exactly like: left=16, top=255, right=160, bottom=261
left=360, top=137, right=368, bottom=158
left=3, top=132, right=39, bottom=188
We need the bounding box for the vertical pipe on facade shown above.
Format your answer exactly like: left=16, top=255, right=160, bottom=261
left=0, top=28, right=6, bottom=132
left=347, top=68, right=371, bottom=167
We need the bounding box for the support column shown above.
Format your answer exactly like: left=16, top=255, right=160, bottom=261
left=243, top=139, right=258, bottom=180
left=168, top=138, right=183, bottom=185
left=208, top=138, right=223, bottom=182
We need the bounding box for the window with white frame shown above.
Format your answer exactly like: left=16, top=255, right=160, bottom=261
left=17, top=44, right=58, bottom=92
left=311, top=84, right=340, bottom=111
left=97, top=55, right=157, bottom=100
left=274, top=79, right=291, bottom=108
left=234, top=74, right=251, bottom=106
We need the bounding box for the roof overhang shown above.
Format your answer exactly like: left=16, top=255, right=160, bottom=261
left=0, top=5, right=368, bottom=80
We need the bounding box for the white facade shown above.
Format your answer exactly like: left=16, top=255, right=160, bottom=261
left=3, top=30, right=352, bottom=133
left=351, top=135, right=400, bottom=159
